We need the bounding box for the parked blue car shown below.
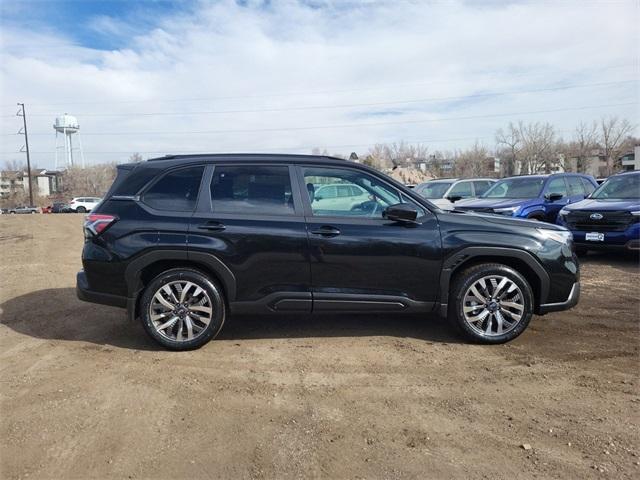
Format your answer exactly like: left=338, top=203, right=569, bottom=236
left=455, top=173, right=598, bottom=223
left=556, top=171, right=640, bottom=252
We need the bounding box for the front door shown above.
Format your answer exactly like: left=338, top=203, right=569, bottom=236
left=298, top=165, right=442, bottom=313
left=188, top=163, right=311, bottom=314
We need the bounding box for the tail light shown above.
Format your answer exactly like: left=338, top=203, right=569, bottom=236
left=84, top=214, right=117, bottom=238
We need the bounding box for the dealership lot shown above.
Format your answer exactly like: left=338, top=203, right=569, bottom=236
left=1, top=215, right=638, bottom=479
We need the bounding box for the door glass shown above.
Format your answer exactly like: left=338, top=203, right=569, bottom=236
left=566, top=176, right=585, bottom=196
left=303, top=166, right=417, bottom=218
left=209, top=165, right=294, bottom=215
left=448, top=181, right=473, bottom=198
left=473, top=181, right=493, bottom=196
left=581, top=177, right=596, bottom=195
left=143, top=166, right=204, bottom=211
left=545, top=177, right=569, bottom=197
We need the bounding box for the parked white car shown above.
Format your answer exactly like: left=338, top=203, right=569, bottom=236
left=414, top=178, right=496, bottom=210
left=311, top=183, right=370, bottom=212
left=69, top=197, right=102, bottom=213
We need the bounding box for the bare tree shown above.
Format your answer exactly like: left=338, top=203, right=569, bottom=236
left=63, top=163, right=117, bottom=197
left=3, top=159, right=26, bottom=172
left=495, top=122, right=521, bottom=177
left=518, top=121, right=558, bottom=174
left=599, top=116, right=634, bottom=175
left=454, top=141, right=493, bottom=177
left=129, top=152, right=143, bottom=163
left=566, top=121, right=599, bottom=173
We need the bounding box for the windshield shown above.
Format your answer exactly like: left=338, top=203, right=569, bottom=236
left=482, top=177, right=545, bottom=199
left=590, top=174, right=640, bottom=200
left=416, top=182, right=453, bottom=199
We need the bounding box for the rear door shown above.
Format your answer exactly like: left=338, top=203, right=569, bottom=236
left=298, top=164, right=441, bottom=313
left=188, top=163, right=311, bottom=314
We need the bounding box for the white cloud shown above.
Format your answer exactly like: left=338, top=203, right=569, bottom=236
left=1, top=0, right=638, bottom=168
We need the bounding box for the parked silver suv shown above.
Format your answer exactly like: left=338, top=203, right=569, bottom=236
left=414, top=178, right=495, bottom=209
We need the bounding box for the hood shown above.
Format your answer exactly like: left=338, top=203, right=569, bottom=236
left=454, top=198, right=533, bottom=209
left=430, top=198, right=456, bottom=210
left=562, top=198, right=640, bottom=212
left=444, top=209, right=566, bottom=231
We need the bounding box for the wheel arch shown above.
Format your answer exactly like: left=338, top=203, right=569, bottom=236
left=438, top=247, right=549, bottom=317
left=124, top=249, right=236, bottom=321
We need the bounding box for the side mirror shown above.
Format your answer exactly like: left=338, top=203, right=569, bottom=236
left=383, top=203, right=419, bottom=224
left=446, top=195, right=463, bottom=203
left=545, top=192, right=563, bottom=201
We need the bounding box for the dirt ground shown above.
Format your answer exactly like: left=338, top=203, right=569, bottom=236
left=1, top=215, right=638, bottom=480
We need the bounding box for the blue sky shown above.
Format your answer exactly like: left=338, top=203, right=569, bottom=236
left=0, top=0, right=638, bottom=168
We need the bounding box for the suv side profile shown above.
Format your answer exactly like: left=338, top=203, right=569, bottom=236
left=455, top=173, right=598, bottom=222
left=414, top=178, right=496, bottom=210
left=77, top=154, right=580, bottom=350
left=69, top=197, right=102, bottom=213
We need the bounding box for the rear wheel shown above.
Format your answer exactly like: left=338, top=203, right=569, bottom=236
left=76, top=206, right=86, bottom=213
left=140, top=268, right=226, bottom=350
left=448, top=263, right=534, bottom=344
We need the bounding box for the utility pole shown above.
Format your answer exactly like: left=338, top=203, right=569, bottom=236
left=17, top=103, right=34, bottom=206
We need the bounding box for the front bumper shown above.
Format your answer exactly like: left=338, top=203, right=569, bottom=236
left=538, top=281, right=580, bottom=314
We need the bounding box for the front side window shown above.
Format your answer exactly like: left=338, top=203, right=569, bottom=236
left=416, top=181, right=454, bottom=199
left=448, top=181, right=473, bottom=198
left=483, top=177, right=545, bottom=199
left=590, top=174, right=640, bottom=200
left=143, top=166, right=204, bottom=211
left=566, top=176, right=585, bottom=196
left=545, top=177, right=569, bottom=197
left=303, top=166, right=422, bottom=218
left=209, top=165, right=294, bottom=215
left=473, top=181, right=493, bottom=196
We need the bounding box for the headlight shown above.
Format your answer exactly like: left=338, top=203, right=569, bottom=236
left=493, top=206, right=520, bottom=215
left=558, top=208, right=570, bottom=217
left=631, top=211, right=640, bottom=216
left=537, top=228, right=572, bottom=244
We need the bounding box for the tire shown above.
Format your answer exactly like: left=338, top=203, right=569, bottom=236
left=139, top=268, right=226, bottom=350
left=76, top=206, right=86, bottom=213
left=448, top=263, right=534, bottom=344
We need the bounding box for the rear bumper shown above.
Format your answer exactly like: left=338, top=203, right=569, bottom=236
left=538, top=281, right=580, bottom=314
left=76, top=270, right=127, bottom=308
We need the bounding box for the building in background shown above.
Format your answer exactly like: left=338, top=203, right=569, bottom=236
left=0, top=169, right=63, bottom=201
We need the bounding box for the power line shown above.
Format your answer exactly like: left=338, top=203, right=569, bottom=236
left=2, top=79, right=635, bottom=119
left=5, top=101, right=636, bottom=138
left=1, top=62, right=635, bottom=108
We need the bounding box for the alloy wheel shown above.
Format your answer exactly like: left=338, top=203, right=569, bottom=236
left=462, top=275, right=525, bottom=337
left=149, top=281, right=213, bottom=342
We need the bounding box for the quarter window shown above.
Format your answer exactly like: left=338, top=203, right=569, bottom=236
left=209, top=165, right=294, bottom=215
left=143, top=166, right=204, bottom=211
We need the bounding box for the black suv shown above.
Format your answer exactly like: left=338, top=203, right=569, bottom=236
left=77, top=154, right=580, bottom=350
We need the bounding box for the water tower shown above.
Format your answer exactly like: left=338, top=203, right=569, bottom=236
left=54, top=114, right=85, bottom=169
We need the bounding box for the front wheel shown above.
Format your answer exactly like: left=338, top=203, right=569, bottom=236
left=448, top=263, right=534, bottom=344
left=76, top=206, right=86, bottom=213
left=139, top=268, right=226, bottom=350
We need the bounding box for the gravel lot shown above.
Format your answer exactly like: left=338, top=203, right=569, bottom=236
left=1, top=215, right=639, bottom=479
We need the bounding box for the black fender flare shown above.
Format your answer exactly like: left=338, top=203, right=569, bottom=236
left=438, top=246, right=550, bottom=317
left=124, top=249, right=237, bottom=320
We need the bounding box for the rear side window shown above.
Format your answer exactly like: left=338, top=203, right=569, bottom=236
left=448, top=181, right=473, bottom=198
left=581, top=177, right=596, bottom=195
left=143, top=166, right=204, bottom=211
left=209, top=165, right=294, bottom=215
left=566, top=176, right=585, bottom=196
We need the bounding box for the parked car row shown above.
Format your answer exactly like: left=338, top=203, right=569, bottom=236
left=412, top=171, right=639, bottom=252
left=0, top=197, right=102, bottom=215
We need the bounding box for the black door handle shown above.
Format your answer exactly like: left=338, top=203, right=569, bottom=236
left=310, top=226, right=341, bottom=237
left=198, top=221, right=226, bottom=232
